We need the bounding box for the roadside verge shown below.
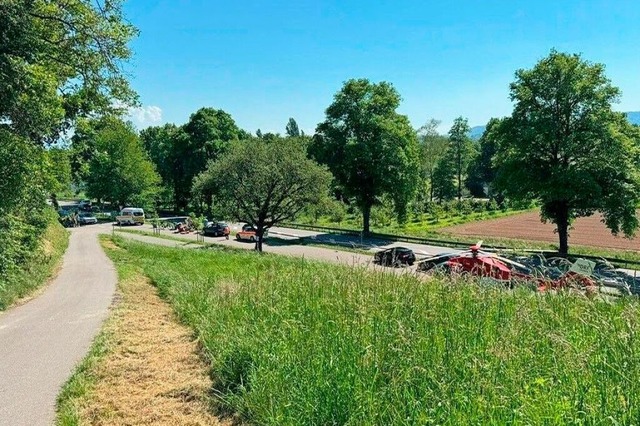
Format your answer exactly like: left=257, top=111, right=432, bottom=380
left=0, top=219, right=69, bottom=311
left=56, top=236, right=227, bottom=426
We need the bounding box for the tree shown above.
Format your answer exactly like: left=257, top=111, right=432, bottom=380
left=44, top=147, right=72, bottom=198
left=0, top=0, right=138, bottom=144
left=286, top=117, right=301, bottom=137
left=494, top=50, right=640, bottom=255
left=140, top=123, right=189, bottom=210
left=177, top=107, right=241, bottom=209
left=447, top=117, right=475, bottom=201
left=86, top=120, right=160, bottom=208
left=431, top=155, right=456, bottom=202
left=311, top=79, right=421, bottom=234
left=418, top=119, right=450, bottom=201
left=465, top=118, right=503, bottom=198
left=193, top=137, right=331, bottom=251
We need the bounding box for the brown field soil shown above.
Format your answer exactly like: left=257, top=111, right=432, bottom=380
left=442, top=210, right=640, bottom=251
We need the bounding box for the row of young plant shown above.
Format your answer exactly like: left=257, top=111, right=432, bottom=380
left=301, top=197, right=536, bottom=230
left=110, top=238, right=640, bottom=425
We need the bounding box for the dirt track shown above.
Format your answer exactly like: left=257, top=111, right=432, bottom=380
left=442, top=211, right=640, bottom=251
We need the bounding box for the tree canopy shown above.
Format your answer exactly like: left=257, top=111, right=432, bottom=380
left=0, top=0, right=138, bottom=143
left=86, top=119, right=160, bottom=208
left=418, top=119, right=450, bottom=202
left=286, top=117, right=301, bottom=137
left=494, top=50, right=640, bottom=254
left=311, top=79, right=420, bottom=233
left=193, top=137, right=332, bottom=251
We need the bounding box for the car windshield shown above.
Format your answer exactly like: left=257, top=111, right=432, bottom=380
left=217, top=222, right=228, bottom=227
left=133, top=211, right=144, bottom=216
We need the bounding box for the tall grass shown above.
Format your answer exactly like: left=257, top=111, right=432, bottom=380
left=108, top=238, right=640, bottom=425
left=0, top=216, right=69, bottom=310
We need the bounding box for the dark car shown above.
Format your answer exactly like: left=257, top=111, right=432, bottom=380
left=416, top=252, right=459, bottom=272
left=77, top=211, right=98, bottom=225
left=374, top=247, right=416, bottom=267
left=203, top=221, right=230, bottom=238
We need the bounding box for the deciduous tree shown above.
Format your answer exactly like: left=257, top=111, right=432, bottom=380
left=311, top=79, right=420, bottom=234
left=494, top=51, right=640, bottom=255
left=86, top=120, right=160, bottom=208
left=0, top=0, right=138, bottom=144
left=447, top=117, right=476, bottom=201
left=418, top=119, right=450, bottom=201
left=193, top=137, right=331, bottom=251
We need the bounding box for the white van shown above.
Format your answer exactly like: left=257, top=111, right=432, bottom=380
left=116, top=207, right=145, bottom=225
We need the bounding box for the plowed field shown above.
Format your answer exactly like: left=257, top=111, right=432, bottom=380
left=443, top=211, right=640, bottom=250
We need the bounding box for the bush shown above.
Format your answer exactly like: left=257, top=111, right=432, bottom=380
left=0, top=208, right=68, bottom=310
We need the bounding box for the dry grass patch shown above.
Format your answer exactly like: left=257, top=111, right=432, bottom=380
left=60, top=267, right=228, bottom=425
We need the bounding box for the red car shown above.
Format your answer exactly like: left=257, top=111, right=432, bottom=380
left=235, top=224, right=267, bottom=242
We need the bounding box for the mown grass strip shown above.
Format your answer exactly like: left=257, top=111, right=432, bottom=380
left=0, top=220, right=69, bottom=310
left=110, top=236, right=640, bottom=425
left=56, top=237, right=223, bottom=426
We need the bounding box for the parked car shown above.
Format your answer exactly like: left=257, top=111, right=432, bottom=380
left=203, top=221, right=230, bottom=238
left=116, top=207, right=145, bottom=225
left=78, top=211, right=98, bottom=225
left=416, top=252, right=460, bottom=272
left=235, top=224, right=267, bottom=242
left=373, top=247, right=416, bottom=267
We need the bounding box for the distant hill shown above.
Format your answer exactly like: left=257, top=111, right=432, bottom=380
left=469, top=126, right=485, bottom=140
left=626, top=111, right=640, bottom=125
left=468, top=111, right=640, bottom=140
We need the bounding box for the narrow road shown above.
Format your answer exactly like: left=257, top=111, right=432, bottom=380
left=0, top=225, right=116, bottom=426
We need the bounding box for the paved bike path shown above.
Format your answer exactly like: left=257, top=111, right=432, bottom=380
left=0, top=226, right=116, bottom=426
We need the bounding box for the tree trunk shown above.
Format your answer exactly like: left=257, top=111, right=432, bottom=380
left=457, top=146, right=462, bottom=202
left=362, top=202, right=372, bottom=236
left=429, top=171, right=434, bottom=202
left=556, top=203, right=570, bottom=256
left=255, top=225, right=264, bottom=252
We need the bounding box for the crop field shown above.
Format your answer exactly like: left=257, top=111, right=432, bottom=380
left=443, top=211, right=640, bottom=251
left=107, top=236, right=640, bottom=425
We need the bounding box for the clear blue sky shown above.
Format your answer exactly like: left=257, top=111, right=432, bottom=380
left=123, top=0, right=640, bottom=134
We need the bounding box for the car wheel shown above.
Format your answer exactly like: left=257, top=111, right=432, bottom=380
left=250, top=236, right=255, bottom=242
left=236, top=234, right=241, bottom=241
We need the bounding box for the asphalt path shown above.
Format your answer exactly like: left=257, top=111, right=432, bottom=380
left=0, top=225, right=117, bottom=426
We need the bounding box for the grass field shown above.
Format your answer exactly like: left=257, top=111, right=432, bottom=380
left=300, top=208, right=527, bottom=236
left=106, top=236, right=640, bottom=425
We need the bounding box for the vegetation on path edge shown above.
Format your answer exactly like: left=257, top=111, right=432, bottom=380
left=0, top=218, right=69, bottom=311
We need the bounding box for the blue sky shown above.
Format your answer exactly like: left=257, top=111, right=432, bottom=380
left=123, top=0, right=640, bottom=134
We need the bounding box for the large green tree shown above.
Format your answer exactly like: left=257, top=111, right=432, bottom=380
left=465, top=117, right=503, bottom=198
left=446, top=117, right=476, bottom=201
left=0, top=0, right=137, bottom=143
left=140, top=123, right=190, bottom=211
left=418, top=119, right=450, bottom=202
left=86, top=120, right=160, bottom=208
left=494, top=51, right=640, bottom=255
left=193, top=137, right=331, bottom=251
left=311, top=79, right=420, bottom=234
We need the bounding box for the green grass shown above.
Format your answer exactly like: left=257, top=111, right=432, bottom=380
left=56, top=325, right=111, bottom=426
left=300, top=208, right=527, bottom=235
left=0, top=220, right=69, bottom=310
left=105, top=236, right=640, bottom=425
